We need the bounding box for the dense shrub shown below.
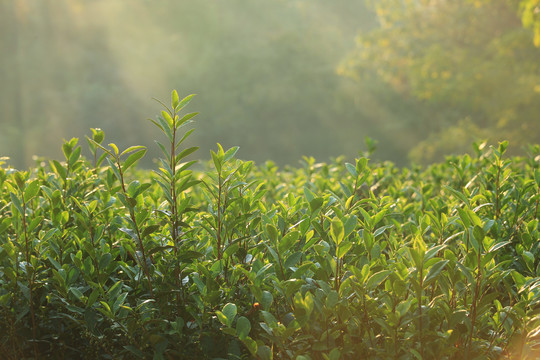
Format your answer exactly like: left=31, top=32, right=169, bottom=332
left=1, top=91, right=539, bottom=359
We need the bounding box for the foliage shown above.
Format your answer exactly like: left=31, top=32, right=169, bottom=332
left=520, top=0, right=540, bottom=46
left=1, top=91, right=540, bottom=359
left=340, top=0, right=540, bottom=164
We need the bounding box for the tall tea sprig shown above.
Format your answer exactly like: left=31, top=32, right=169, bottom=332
left=149, top=90, right=200, bottom=310
left=150, top=90, right=199, bottom=253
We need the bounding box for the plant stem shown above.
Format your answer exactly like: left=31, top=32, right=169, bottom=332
left=217, top=174, right=223, bottom=260
left=465, top=245, right=483, bottom=359
left=21, top=197, right=38, bottom=358
left=495, top=163, right=501, bottom=220
left=117, top=157, right=154, bottom=298
left=417, top=264, right=424, bottom=359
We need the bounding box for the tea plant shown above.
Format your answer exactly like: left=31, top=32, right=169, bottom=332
left=1, top=91, right=539, bottom=359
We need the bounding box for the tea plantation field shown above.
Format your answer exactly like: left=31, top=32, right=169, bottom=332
left=1, top=92, right=539, bottom=359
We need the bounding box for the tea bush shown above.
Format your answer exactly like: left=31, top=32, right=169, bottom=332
left=1, top=91, right=539, bottom=359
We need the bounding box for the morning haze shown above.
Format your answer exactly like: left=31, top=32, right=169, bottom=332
left=1, top=0, right=539, bottom=168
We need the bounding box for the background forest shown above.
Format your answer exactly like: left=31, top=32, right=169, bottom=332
left=1, top=0, right=540, bottom=168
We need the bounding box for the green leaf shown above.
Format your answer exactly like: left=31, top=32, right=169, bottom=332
left=330, top=217, right=344, bottom=245
left=91, top=128, right=105, bottom=143
left=123, top=148, right=147, bottom=172
left=241, top=337, right=257, bottom=356
left=51, top=160, right=67, bottom=181
left=175, top=146, right=198, bottom=163
left=123, top=345, right=144, bottom=359
left=345, top=162, right=357, bottom=177
left=141, top=225, right=160, bottom=239
left=326, top=290, right=339, bottom=309
left=236, top=316, right=251, bottom=339
left=309, top=197, right=324, bottom=214
left=177, top=93, right=195, bottom=109
left=284, top=251, right=303, bottom=268
left=10, top=192, right=24, bottom=215
left=329, top=348, right=341, bottom=360
left=222, top=303, right=237, bottom=327
left=522, top=251, right=535, bottom=271
left=396, top=300, right=412, bottom=318
left=99, top=253, right=112, bottom=270
left=151, top=116, right=173, bottom=142
left=119, top=227, right=139, bottom=242
left=356, top=157, right=368, bottom=173
left=257, top=345, right=273, bottom=360
left=473, top=225, right=485, bottom=244
left=358, top=207, right=372, bottom=228
left=62, top=141, right=72, bottom=160
left=106, top=158, right=122, bottom=183
left=87, top=290, right=100, bottom=308
left=343, top=215, right=357, bottom=237
left=337, top=240, right=353, bottom=259
left=162, top=110, right=174, bottom=128
left=121, top=145, right=146, bottom=156
left=68, top=146, right=81, bottom=167
left=176, top=112, right=198, bottom=129
left=260, top=311, right=278, bottom=328
left=304, top=186, right=316, bottom=203
left=367, top=270, right=391, bottom=289
left=278, top=230, right=300, bottom=254
left=294, top=292, right=314, bottom=319
left=98, top=301, right=114, bottom=319
left=374, top=224, right=393, bottom=238
left=108, top=143, right=120, bottom=156
left=261, top=291, right=273, bottom=310
left=223, top=243, right=239, bottom=259
left=456, top=262, right=474, bottom=284
left=47, top=254, right=62, bottom=271
left=171, top=90, right=180, bottom=109
left=488, top=240, right=511, bottom=253
left=178, top=250, right=204, bottom=262
left=424, top=259, right=449, bottom=285
left=147, top=245, right=175, bottom=256
left=70, top=287, right=84, bottom=302
left=223, top=146, right=240, bottom=163
left=498, top=140, right=508, bottom=156
left=211, top=150, right=221, bottom=172
left=215, top=310, right=228, bottom=326
left=266, top=224, right=278, bottom=243
left=177, top=128, right=196, bottom=146
left=112, top=292, right=128, bottom=314
left=444, top=185, right=470, bottom=208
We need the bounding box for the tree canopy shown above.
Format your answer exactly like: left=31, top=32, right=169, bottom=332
left=341, top=0, right=540, bottom=163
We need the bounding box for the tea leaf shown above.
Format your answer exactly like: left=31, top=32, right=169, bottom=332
left=367, top=270, right=391, bottom=289
left=424, top=259, right=449, bottom=285
left=171, top=90, right=180, bottom=109
left=279, top=230, right=300, bottom=254
left=236, top=316, right=251, bottom=339
left=9, top=192, right=24, bottom=215
left=345, top=162, right=357, bottom=177
left=123, top=148, right=147, bottom=172
left=330, top=217, right=344, bottom=246
left=221, top=303, right=237, bottom=327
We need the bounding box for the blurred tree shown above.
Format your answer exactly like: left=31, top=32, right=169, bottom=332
left=340, top=0, right=540, bottom=163
left=520, top=0, right=540, bottom=46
